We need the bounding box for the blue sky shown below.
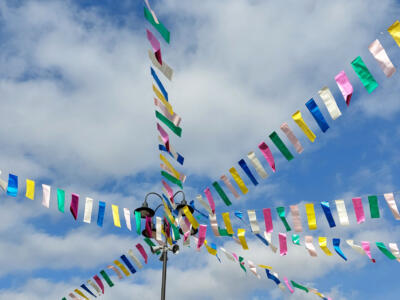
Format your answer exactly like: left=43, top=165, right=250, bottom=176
left=0, top=0, right=400, bottom=299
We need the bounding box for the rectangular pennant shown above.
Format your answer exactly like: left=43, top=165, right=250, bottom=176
left=351, top=56, right=378, bottom=93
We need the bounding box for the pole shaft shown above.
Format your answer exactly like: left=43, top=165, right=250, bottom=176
left=161, top=249, right=168, bottom=300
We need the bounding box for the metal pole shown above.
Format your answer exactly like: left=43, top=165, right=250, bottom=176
left=161, top=247, right=168, bottom=300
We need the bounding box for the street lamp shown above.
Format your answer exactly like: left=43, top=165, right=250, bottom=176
left=134, top=190, right=197, bottom=300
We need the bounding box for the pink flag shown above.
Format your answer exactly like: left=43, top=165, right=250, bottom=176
left=335, top=70, right=353, bottom=106
left=284, top=277, right=294, bottom=293
left=258, top=142, right=275, bottom=172
left=204, top=187, right=216, bottom=214
left=146, top=29, right=162, bottom=65
left=197, top=225, right=207, bottom=250
left=352, top=197, right=365, bottom=224
left=279, top=233, right=287, bottom=256
left=70, top=193, right=79, bottom=220
left=93, top=275, right=104, bottom=294
left=136, top=243, right=148, bottom=264
left=263, top=208, right=273, bottom=233
left=361, top=241, right=376, bottom=263
left=157, top=123, right=170, bottom=152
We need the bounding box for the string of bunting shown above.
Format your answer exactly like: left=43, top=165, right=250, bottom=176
left=192, top=19, right=400, bottom=217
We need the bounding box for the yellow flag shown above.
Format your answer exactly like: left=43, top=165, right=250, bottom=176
left=153, top=84, right=173, bottom=115
left=204, top=240, right=217, bottom=255
left=112, top=205, right=121, bottom=228
left=229, top=167, right=248, bottom=194
left=25, top=179, right=35, bottom=200
left=222, top=212, right=234, bottom=234
left=238, top=228, right=249, bottom=250
left=292, top=111, right=316, bottom=142
left=74, top=289, right=89, bottom=300
left=114, top=260, right=130, bottom=276
left=388, top=20, right=400, bottom=48
left=305, top=203, right=317, bottom=230
left=183, top=206, right=199, bottom=229
left=318, top=237, right=333, bottom=256
left=160, top=154, right=181, bottom=179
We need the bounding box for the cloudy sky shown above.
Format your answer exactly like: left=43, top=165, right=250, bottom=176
left=0, top=0, right=400, bottom=299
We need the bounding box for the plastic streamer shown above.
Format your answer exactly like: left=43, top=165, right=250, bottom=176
left=292, top=111, right=316, bottom=142
left=279, top=233, right=288, bottom=256
left=148, top=50, right=173, bottom=80
left=290, top=205, right=303, bottom=232
left=238, top=159, right=258, bottom=185
left=83, top=197, right=93, bottom=224
left=280, top=123, right=304, bottom=154
left=209, top=214, right=220, bottom=237
left=258, top=142, right=276, bottom=172
left=160, top=154, right=182, bottom=179
left=368, top=195, right=380, bottom=219
left=361, top=241, right=376, bottom=263
left=57, top=189, right=65, bottom=213
left=156, top=111, right=182, bottom=137
left=196, top=194, right=212, bottom=214
left=220, top=247, right=235, bottom=261
left=156, top=216, right=162, bottom=242
left=318, top=237, right=333, bottom=256
left=269, top=131, right=294, bottom=161
left=112, top=205, right=122, bottom=228
left=151, top=67, right=167, bottom=100
left=136, top=243, right=149, bottom=263
left=220, top=175, right=240, bottom=199
left=352, top=197, right=365, bottom=224
left=265, top=269, right=281, bottom=286
left=238, top=256, right=246, bottom=272
left=388, top=20, right=400, bottom=47
left=247, top=260, right=261, bottom=279
left=197, top=224, right=207, bottom=250
left=346, top=240, right=364, bottom=255
left=305, top=203, right=317, bottom=230
left=204, top=187, right=216, bottom=213
left=123, top=208, right=131, bottom=231
left=368, top=39, right=396, bottom=77
left=154, top=99, right=181, bottom=130
left=376, top=242, right=397, bottom=260
left=128, top=249, right=143, bottom=269
left=247, top=152, right=268, bottom=179
left=93, top=275, right=104, bottom=294
left=291, top=280, right=309, bottom=293
left=388, top=243, right=400, bottom=262
left=70, top=193, right=79, bottom=220
left=238, top=229, right=249, bottom=250
left=100, top=270, right=114, bottom=287
left=318, top=87, right=342, bottom=120
left=264, top=232, right=278, bottom=253
left=114, top=260, right=130, bottom=277
left=80, top=284, right=96, bottom=298
left=146, top=29, right=162, bottom=65
left=263, top=208, right=273, bottom=233
left=351, top=56, right=378, bottom=93
left=87, top=279, right=102, bottom=296
left=247, top=210, right=261, bottom=234
left=335, top=70, right=353, bottom=106
left=222, top=212, right=234, bottom=234
left=41, top=184, right=51, bottom=208
left=74, top=289, right=89, bottom=300
left=229, top=167, right=248, bottom=194
left=320, top=201, right=336, bottom=228
left=25, top=179, right=35, bottom=200
left=107, top=265, right=123, bottom=279
left=284, top=277, right=295, bottom=293
left=305, top=98, right=329, bottom=132
left=292, top=234, right=300, bottom=245
left=183, top=206, right=199, bottom=229
left=97, top=201, right=106, bottom=227
left=383, top=193, right=400, bottom=220
left=121, top=255, right=137, bottom=274
left=6, top=174, right=18, bottom=197
left=333, top=238, right=347, bottom=261
left=335, top=199, right=350, bottom=226
left=144, top=6, right=170, bottom=43
left=161, top=171, right=182, bottom=188
left=305, top=236, right=318, bottom=257
left=68, top=293, right=79, bottom=299
left=276, top=207, right=291, bottom=231
left=212, top=181, right=232, bottom=206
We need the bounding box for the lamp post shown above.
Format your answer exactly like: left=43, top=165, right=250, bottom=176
left=134, top=190, right=196, bottom=300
